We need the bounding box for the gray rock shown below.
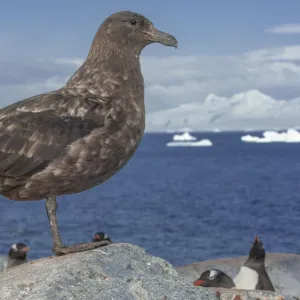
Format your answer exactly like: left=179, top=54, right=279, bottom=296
left=0, top=243, right=285, bottom=300
left=176, top=254, right=300, bottom=300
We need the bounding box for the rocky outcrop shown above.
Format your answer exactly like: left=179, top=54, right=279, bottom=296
left=176, top=253, right=300, bottom=300
left=0, top=244, right=287, bottom=300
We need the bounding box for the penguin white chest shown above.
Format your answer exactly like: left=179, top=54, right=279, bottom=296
left=233, top=266, right=259, bottom=289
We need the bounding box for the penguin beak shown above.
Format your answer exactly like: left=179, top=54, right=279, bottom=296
left=21, top=246, right=30, bottom=253
left=193, top=279, right=206, bottom=286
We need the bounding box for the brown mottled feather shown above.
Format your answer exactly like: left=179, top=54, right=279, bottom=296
left=0, top=88, right=131, bottom=199
left=0, top=11, right=177, bottom=201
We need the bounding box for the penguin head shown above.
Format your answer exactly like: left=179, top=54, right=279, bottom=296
left=92, top=232, right=111, bottom=243
left=249, top=235, right=265, bottom=260
left=8, top=243, right=30, bottom=260
left=193, top=269, right=235, bottom=288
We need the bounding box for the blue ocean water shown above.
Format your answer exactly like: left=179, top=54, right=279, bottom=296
left=0, top=132, right=299, bottom=266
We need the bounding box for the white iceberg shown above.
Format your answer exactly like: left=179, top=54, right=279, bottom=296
left=167, top=139, right=213, bottom=147
left=241, top=129, right=300, bottom=143
left=172, top=132, right=196, bottom=141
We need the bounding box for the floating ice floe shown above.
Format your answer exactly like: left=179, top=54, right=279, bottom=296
left=241, top=129, right=300, bottom=143
left=172, top=132, right=196, bottom=141
left=167, top=139, right=213, bottom=147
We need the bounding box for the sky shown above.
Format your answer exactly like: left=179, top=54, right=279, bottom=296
left=1, top=1, right=300, bottom=130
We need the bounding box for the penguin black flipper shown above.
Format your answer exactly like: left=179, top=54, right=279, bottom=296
left=256, top=269, right=275, bottom=292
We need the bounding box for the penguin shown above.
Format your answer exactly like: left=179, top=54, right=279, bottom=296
left=92, top=232, right=112, bottom=243
left=6, top=243, right=30, bottom=269
left=193, top=269, right=235, bottom=288
left=233, top=236, right=275, bottom=291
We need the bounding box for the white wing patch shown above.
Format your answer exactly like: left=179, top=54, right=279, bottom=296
left=233, top=266, right=259, bottom=289
left=11, top=244, right=17, bottom=251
